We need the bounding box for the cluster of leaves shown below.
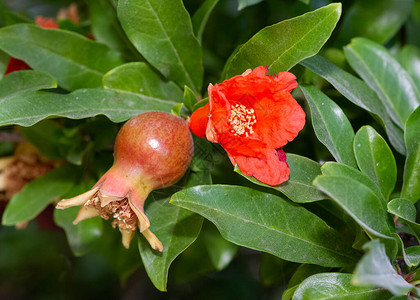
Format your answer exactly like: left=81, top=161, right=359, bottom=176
left=0, top=0, right=420, bottom=299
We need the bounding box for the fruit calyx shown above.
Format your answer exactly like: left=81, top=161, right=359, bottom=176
left=56, top=111, right=194, bottom=251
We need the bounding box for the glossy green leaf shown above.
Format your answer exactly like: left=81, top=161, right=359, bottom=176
left=237, top=0, right=263, bottom=10
left=88, top=0, right=140, bottom=60
left=103, top=62, right=183, bottom=100
left=344, top=38, right=420, bottom=128
left=0, top=70, right=56, bottom=100
left=402, top=106, right=420, bottom=203
left=171, top=185, right=360, bottom=267
left=314, top=175, right=393, bottom=239
left=201, top=221, right=238, bottom=271
left=0, top=24, right=123, bottom=91
left=282, top=286, right=298, bottom=300
left=337, top=0, right=413, bottom=44
left=224, top=3, right=342, bottom=77
left=301, top=86, right=357, bottom=168
left=192, top=0, right=219, bottom=44
left=2, top=165, right=79, bottom=226
left=235, top=154, right=326, bottom=203
left=354, top=126, right=397, bottom=200
left=169, top=221, right=231, bottom=283
left=404, top=246, right=420, bottom=267
left=387, top=198, right=420, bottom=240
left=321, top=162, right=384, bottom=202
left=288, top=264, right=328, bottom=288
left=54, top=183, right=103, bottom=256
left=397, top=45, right=420, bottom=93
left=118, top=0, right=203, bottom=94
left=0, top=88, right=176, bottom=127
left=353, top=239, right=417, bottom=296
left=138, top=194, right=203, bottom=291
left=301, top=55, right=405, bottom=154
left=260, top=254, right=298, bottom=286
left=183, top=85, right=198, bottom=112
left=293, top=273, right=391, bottom=300
left=171, top=103, right=183, bottom=116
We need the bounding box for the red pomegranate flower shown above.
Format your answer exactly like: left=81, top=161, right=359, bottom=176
left=189, top=66, right=305, bottom=185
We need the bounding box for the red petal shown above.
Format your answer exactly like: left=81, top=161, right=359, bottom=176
left=35, top=16, right=59, bottom=29
left=206, top=84, right=231, bottom=143
left=188, top=104, right=209, bottom=139
left=4, top=58, right=31, bottom=75
left=254, top=92, right=305, bottom=148
left=230, top=149, right=290, bottom=185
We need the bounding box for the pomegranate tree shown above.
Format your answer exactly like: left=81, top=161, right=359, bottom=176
left=56, top=111, right=193, bottom=251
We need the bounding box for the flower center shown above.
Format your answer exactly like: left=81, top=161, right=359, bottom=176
left=229, top=104, right=257, bottom=137
left=85, top=195, right=137, bottom=231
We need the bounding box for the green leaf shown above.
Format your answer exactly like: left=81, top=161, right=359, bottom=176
left=293, top=273, right=391, bottom=300
left=237, top=0, right=263, bottom=10
left=0, top=88, right=176, bottom=127
left=191, top=0, right=219, bottom=44
left=397, top=45, right=420, bottom=94
left=0, top=50, right=9, bottom=79
left=201, top=221, right=238, bottom=271
left=0, top=24, right=123, bottom=91
left=54, top=182, right=103, bottom=256
left=282, top=286, right=298, bottom=300
left=88, top=0, right=140, bottom=60
left=314, top=174, right=394, bottom=239
left=0, top=70, right=56, bottom=100
left=118, top=0, right=203, bottom=94
left=389, top=296, right=411, bottom=300
left=171, top=103, right=183, bottom=116
left=138, top=194, right=203, bottom=291
left=183, top=85, right=198, bottom=112
left=103, top=62, right=183, bottom=100
left=404, top=246, right=420, bottom=267
left=224, top=3, right=342, bottom=77
left=353, top=239, right=417, bottom=296
left=321, top=162, right=384, bottom=202
left=344, top=38, right=420, bottom=128
left=337, top=0, right=413, bottom=45
left=2, top=165, right=79, bottom=226
left=170, top=240, right=214, bottom=283
left=387, top=198, right=420, bottom=240
left=19, top=120, right=82, bottom=160
left=354, top=126, right=397, bottom=200
left=171, top=185, right=360, bottom=267
left=288, top=264, right=328, bottom=288
left=235, top=154, right=326, bottom=203
left=54, top=207, right=103, bottom=256
left=300, top=55, right=405, bottom=155
left=192, top=97, right=208, bottom=111
left=260, top=254, right=298, bottom=286
left=301, top=86, right=357, bottom=168
left=402, top=106, right=420, bottom=203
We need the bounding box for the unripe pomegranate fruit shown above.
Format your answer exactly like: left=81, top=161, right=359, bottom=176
left=56, top=111, right=193, bottom=251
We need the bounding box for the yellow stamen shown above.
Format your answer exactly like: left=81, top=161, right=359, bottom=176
left=229, top=104, right=256, bottom=137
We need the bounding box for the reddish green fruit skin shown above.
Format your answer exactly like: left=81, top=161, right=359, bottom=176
left=57, top=111, right=193, bottom=250
left=113, top=111, right=193, bottom=189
